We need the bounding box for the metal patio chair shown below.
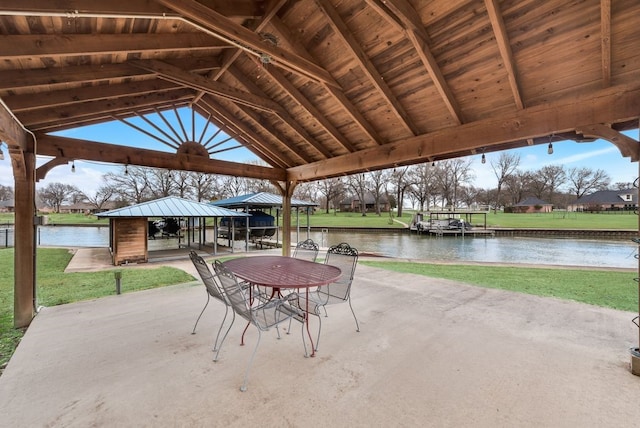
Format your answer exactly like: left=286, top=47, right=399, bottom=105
left=292, top=242, right=360, bottom=351
left=292, top=238, right=320, bottom=262
left=189, top=250, right=236, bottom=362
left=213, top=260, right=307, bottom=391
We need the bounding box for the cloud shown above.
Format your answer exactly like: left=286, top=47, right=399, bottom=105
left=553, top=146, right=618, bottom=164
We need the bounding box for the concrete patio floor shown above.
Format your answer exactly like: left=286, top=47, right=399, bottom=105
left=1, top=252, right=640, bottom=427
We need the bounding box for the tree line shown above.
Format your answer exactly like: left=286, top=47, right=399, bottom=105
left=1, top=153, right=631, bottom=214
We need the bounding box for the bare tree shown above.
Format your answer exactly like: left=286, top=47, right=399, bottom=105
left=503, top=170, right=534, bottom=205
left=188, top=172, right=218, bottom=202
left=389, top=167, right=410, bottom=217
left=367, top=170, right=389, bottom=216
left=534, top=165, right=567, bottom=205
left=38, top=182, right=80, bottom=212
left=613, top=181, right=635, bottom=190
left=408, top=163, right=438, bottom=211
left=0, top=184, right=13, bottom=201
left=490, top=152, right=520, bottom=212
left=567, top=167, right=611, bottom=198
left=83, top=185, right=115, bottom=211
left=293, top=182, right=316, bottom=202
left=172, top=170, right=192, bottom=199
left=104, top=166, right=151, bottom=203
left=219, top=175, right=246, bottom=197
left=348, top=173, right=369, bottom=216
left=435, top=158, right=474, bottom=208
left=147, top=168, right=176, bottom=198
left=317, top=178, right=345, bottom=214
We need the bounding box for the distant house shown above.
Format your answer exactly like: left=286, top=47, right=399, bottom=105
left=568, top=189, right=638, bottom=212
left=513, top=197, right=553, bottom=213
left=59, top=201, right=120, bottom=214
left=340, top=192, right=391, bottom=213
left=0, top=199, right=14, bottom=213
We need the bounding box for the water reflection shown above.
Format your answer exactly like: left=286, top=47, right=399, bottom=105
left=31, top=226, right=638, bottom=269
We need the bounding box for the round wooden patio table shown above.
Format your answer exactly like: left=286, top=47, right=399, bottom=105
left=223, top=255, right=341, bottom=356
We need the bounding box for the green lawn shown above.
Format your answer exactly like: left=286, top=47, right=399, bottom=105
left=1, top=210, right=637, bottom=230
left=361, top=261, right=638, bottom=312
left=0, top=248, right=195, bottom=372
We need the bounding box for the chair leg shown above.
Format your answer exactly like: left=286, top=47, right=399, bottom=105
left=348, top=297, right=360, bottom=332
left=191, top=293, right=210, bottom=334
left=240, top=328, right=261, bottom=392
left=299, top=319, right=309, bottom=358
left=213, top=309, right=235, bottom=362
left=314, top=311, right=322, bottom=352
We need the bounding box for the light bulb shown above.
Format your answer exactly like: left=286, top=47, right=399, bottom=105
left=481, top=153, right=486, bottom=164
left=547, top=142, right=553, bottom=155
left=71, top=161, right=76, bottom=173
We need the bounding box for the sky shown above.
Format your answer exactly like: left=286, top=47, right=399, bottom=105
left=0, top=108, right=638, bottom=196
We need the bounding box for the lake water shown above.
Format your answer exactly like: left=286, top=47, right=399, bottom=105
left=2, top=225, right=634, bottom=269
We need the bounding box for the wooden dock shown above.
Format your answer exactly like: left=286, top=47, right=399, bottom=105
left=428, top=228, right=495, bottom=237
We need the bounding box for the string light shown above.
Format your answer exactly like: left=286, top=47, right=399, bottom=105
left=547, top=142, right=554, bottom=155
left=124, top=164, right=129, bottom=175
left=481, top=153, right=486, bottom=164
left=71, top=160, right=76, bottom=173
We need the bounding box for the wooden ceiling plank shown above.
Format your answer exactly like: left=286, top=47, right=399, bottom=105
left=0, top=33, right=225, bottom=59
left=154, top=0, right=340, bottom=88
left=380, top=0, right=464, bottom=124
left=264, top=65, right=356, bottom=153
left=4, top=79, right=181, bottom=112
left=601, top=0, right=611, bottom=87
left=227, top=65, right=333, bottom=159
left=35, top=133, right=286, bottom=181
left=0, top=57, right=221, bottom=92
left=269, top=16, right=383, bottom=145
left=485, top=0, right=524, bottom=109
left=0, top=0, right=263, bottom=19
left=316, top=0, right=419, bottom=136
left=20, top=88, right=195, bottom=128
left=288, top=86, right=640, bottom=181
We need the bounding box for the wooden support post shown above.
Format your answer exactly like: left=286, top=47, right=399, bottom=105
left=13, top=151, right=36, bottom=328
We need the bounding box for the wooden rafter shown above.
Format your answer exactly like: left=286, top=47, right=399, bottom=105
left=0, top=58, right=221, bottom=92
left=601, top=0, right=611, bottom=87
left=485, top=0, right=524, bottom=109
left=316, top=0, right=419, bottom=136
left=155, top=0, right=339, bottom=88
left=3, top=80, right=181, bottom=112
left=227, top=66, right=333, bottom=159
left=377, top=0, right=464, bottom=124
left=0, top=33, right=224, bottom=60
left=263, top=65, right=356, bottom=153
left=268, top=16, right=383, bottom=145
left=130, top=59, right=283, bottom=113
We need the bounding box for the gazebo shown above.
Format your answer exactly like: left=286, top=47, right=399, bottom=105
left=96, top=196, right=249, bottom=264
left=211, top=192, right=318, bottom=250
left=0, top=2, right=638, bottom=349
